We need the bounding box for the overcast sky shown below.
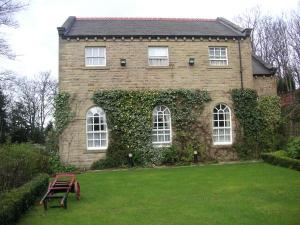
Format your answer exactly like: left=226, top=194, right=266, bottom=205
left=1, top=0, right=299, bottom=79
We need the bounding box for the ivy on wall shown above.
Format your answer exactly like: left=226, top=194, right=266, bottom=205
left=92, top=89, right=211, bottom=167
left=231, top=89, right=283, bottom=159
left=54, top=92, right=74, bottom=134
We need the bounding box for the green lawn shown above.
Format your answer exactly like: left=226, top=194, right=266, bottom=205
left=19, top=163, right=300, bottom=225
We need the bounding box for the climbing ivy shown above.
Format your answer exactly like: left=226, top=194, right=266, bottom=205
left=54, top=92, right=74, bottom=134
left=231, top=89, right=282, bottom=158
left=92, top=89, right=211, bottom=167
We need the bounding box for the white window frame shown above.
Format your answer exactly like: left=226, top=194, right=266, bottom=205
left=212, top=104, right=232, bottom=145
left=85, top=47, right=106, bottom=67
left=148, top=46, right=169, bottom=66
left=209, top=47, right=228, bottom=66
left=86, top=107, right=108, bottom=150
left=152, top=105, right=172, bottom=147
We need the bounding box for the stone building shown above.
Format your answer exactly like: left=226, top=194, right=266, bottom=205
left=58, top=17, right=276, bottom=167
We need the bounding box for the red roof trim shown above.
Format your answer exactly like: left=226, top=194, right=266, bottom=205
left=75, top=17, right=217, bottom=22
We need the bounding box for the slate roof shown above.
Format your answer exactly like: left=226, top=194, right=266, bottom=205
left=252, top=55, right=276, bottom=76
left=58, top=17, right=251, bottom=38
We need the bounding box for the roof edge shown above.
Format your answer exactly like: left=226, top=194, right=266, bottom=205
left=217, top=17, right=252, bottom=37
left=252, top=54, right=277, bottom=76
left=75, top=17, right=217, bottom=22
left=57, top=16, right=76, bottom=37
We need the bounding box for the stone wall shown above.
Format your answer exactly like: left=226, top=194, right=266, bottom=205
left=253, top=76, right=277, bottom=96
left=59, top=37, right=254, bottom=168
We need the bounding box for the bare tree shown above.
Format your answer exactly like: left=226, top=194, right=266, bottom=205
left=234, top=6, right=262, bottom=53
left=0, top=0, right=27, bottom=59
left=35, top=71, right=57, bottom=131
left=0, top=70, right=15, bottom=89
left=288, top=10, right=300, bottom=87
left=235, top=7, right=296, bottom=92
left=13, top=72, right=57, bottom=142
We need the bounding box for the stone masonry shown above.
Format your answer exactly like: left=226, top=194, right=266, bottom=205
left=58, top=34, right=275, bottom=168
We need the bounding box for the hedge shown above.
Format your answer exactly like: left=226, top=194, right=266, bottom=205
left=0, top=173, right=49, bottom=225
left=261, top=151, right=300, bottom=171
left=0, top=143, right=50, bottom=192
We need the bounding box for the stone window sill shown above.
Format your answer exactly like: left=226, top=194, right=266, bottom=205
left=206, top=66, right=232, bottom=69
left=146, top=66, right=172, bottom=69
left=212, top=143, right=233, bottom=148
left=83, top=66, right=110, bottom=70
left=84, top=149, right=107, bottom=154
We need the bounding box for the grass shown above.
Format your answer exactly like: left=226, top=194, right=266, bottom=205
left=19, top=162, right=300, bottom=225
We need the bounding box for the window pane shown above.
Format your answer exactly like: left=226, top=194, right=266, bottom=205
left=152, top=135, right=157, bottom=142
left=158, top=123, right=164, bottom=128
left=87, top=117, right=93, bottom=124
left=94, top=117, right=99, bottom=124
left=219, top=135, right=225, bottom=142
left=95, top=140, right=100, bottom=147
left=100, top=140, right=106, bottom=146
left=219, top=121, right=224, bottom=127
left=101, top=133, right=106, bottom=139
left=85, top=47, right=93, bottom=57
left=87, top=125, right=93, bottom=131
left=165, top=135, right=170, bottom=141
left=158, top=135, right=164, bottom=142
left=94, top=125, right=100, bottom=131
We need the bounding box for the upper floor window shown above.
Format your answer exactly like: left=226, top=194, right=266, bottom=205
left=209, top=47, right=228, bottom=66
left=148, top=47, right=169, bottom=66
left=152, top=105, right=172, bottom=146
left=213, top=104, right=232, bottom=145
left=85, top=47, right=106, bottom=67
left=86, top=107, right=108, bottom=150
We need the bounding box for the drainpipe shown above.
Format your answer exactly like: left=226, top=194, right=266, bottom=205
left=238, top=38, right=244, bottom=89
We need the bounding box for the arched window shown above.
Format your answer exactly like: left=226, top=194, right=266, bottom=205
left=152, top=106, right=172, bottom=146
left=86, top=107, right=108, bottom=150
left=213, top=104, right=232, bottom=145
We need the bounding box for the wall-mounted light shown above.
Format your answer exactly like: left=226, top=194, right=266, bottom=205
left=120, top=58, right=126, bottom=67
left=189, top=58, right=195, bottom=66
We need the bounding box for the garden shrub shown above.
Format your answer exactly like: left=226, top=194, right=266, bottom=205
left=231, top=89, right=283, bottom=159
left=91, top=89, right=211, bottom=168
left=286, top=137, right=300, bottom=159
left=45, top=129, right=59, bottom=153
left=0, top=173, right=49, bottom=225
left=48, top=152, right=76, bottom=174
left=261, top=151, right=300, bottom=171
left=296, top=89, right=300, bottom=103
left=0, top=143, right=50, bottom=192
left=91, top=157, right=121, bottom=170
left=162, top=145, right=179, bottom=164
left=258, top=95, right=283, bottom=150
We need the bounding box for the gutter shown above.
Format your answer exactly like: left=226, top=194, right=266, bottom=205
left=238, top=39, right=244, bottom=89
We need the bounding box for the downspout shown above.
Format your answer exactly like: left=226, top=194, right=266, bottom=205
left=238, top=38, right=244, bottom=89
